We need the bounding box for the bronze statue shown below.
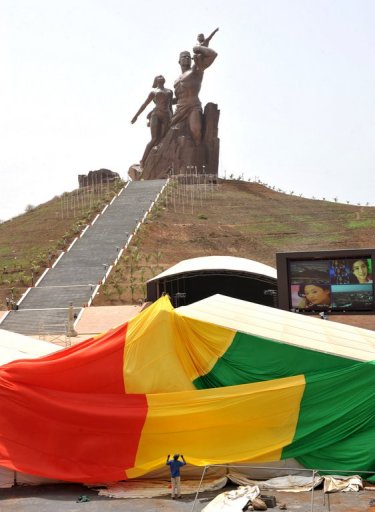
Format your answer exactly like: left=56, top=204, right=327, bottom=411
left=170, top=38, right=217, bottom=146
left=131, top=75, right=173, bottom=168
left=129, top=29, right=219, bottom=180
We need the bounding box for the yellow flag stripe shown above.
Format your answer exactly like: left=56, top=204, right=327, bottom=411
left=124, top=297, right=234, bottom=393
left=126, top=374, right=305, bottom=478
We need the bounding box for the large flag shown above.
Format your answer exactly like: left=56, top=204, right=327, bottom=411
left=0, top=296, right=374, bottom=482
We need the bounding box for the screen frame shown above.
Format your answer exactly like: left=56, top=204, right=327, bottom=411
left=276, top=249, right=375, bottom=314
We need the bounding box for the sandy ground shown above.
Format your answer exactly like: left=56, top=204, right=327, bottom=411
left=0, top=483, right=374, bottom=512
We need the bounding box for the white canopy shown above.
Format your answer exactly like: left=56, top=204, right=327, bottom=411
left=148, top=255, right=277, bottom=282
left=0, top=328, right=60, bottom=365
left=176, top=294, right=375, bottom=362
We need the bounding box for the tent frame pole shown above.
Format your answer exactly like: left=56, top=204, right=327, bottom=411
left=191, top=465, right=207, bottom=512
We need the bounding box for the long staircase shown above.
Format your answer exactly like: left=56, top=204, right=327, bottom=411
left=0, top=180, right=167, bottom=335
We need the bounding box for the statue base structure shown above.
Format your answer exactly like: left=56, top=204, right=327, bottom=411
left=129, top=102, right=220, bottom=181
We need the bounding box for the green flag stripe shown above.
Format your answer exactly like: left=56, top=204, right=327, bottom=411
left=193, top=331, right=356, bottom=389
left=282, top=362, right=375, bottom=474
left=192, top=331, right=375, bottom=476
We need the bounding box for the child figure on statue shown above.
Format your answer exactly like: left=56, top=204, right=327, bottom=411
left=196, top=27, right=219, bottom=47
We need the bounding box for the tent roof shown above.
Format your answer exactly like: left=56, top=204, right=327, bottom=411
left=176, top=294, right=375, bottom=362
left=147, top=255, right=277, bottom=282
left=0, top=296, right=374, bottom=482
left=0, top=328, right=60, bottom=365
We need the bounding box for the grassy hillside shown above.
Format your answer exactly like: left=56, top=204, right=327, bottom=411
left=0, top=178, right=374, bottom=308
left=93, top=179, right=375, bottom=305
left=0, top=180, right=124, bottom=307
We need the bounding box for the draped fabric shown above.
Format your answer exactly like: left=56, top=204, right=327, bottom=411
left=0, top=296, right=374, bottom=482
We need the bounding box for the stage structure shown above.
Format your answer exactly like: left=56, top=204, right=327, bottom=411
left=147, top=256, right=278, bottom=308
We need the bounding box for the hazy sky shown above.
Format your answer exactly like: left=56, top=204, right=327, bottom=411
left=1, top=0, right=374, bottom=221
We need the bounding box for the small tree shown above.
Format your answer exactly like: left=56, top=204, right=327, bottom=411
left=139, top=267, right=147, bottom=299
left=154, top=250, right=163, bottom=270
left=129, top=278, right=137, bottom=304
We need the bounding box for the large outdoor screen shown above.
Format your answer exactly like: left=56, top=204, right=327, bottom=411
left=276, top=250, right=375, bottom=313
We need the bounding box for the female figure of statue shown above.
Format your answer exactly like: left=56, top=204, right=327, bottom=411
left=131, top=75, right=173, bottom=168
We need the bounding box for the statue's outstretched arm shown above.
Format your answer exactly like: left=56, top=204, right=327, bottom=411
left=192, top=45, right=217, bottom=71
left=131, top=92, right=154, bottom=124
left=205, top=27, right=219, bottom=45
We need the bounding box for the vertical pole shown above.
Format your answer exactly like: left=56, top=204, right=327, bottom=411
left=310, top=469, right=315, bottom=512
left=173, top=175, right=176, bottom=213
left=191, top=465, right=207, bottom=512
left=191, top=169, right=194, bottom=214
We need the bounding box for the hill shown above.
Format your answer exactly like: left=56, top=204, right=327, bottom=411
left=0, top=181, right=124, bottom=308
left=93, top=179, right=375, bottom=305
left=0, top=179, right=374, bottom=308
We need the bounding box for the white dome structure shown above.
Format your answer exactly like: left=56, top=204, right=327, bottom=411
left=147, top=255, right=277, bottom=307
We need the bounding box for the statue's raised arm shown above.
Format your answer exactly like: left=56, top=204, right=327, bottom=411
left=192, top=44, right=217, bottom=72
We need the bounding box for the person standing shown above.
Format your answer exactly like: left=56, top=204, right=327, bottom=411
left=166, top=453, right=186, bottom=499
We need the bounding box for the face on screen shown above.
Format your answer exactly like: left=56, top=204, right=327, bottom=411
left=303, top=285, right=331, bottom=305
left=350, top=259, right=372, bottom=284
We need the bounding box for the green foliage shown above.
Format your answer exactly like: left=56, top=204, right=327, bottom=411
left=347, top=219, right=375, bottom=228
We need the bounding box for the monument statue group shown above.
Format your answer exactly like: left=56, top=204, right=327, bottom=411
left=129, top=28, right=220, bottom=181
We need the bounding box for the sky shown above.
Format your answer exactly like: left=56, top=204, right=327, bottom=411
left=1, top=0, right=374, bottom=221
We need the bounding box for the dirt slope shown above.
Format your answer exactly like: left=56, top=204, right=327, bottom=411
left=93, top=179, right=375, bottom=305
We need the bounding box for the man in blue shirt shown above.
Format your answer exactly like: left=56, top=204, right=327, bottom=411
left=166, top=453, right=186, bottom=499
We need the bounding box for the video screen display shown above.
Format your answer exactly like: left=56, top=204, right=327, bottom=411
left=289, top=256, right=374, bottom=312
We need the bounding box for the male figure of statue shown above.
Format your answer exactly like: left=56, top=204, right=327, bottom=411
left=170, top=42, right=217, bottom=146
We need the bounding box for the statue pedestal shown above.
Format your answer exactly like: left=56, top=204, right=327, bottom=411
left=129, top=102, right=220, bottom=180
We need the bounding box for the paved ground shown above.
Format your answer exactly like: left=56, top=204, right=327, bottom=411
left=75, top=304, right=144, bottom=336
left=0, top=483, right=374, bottom=512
